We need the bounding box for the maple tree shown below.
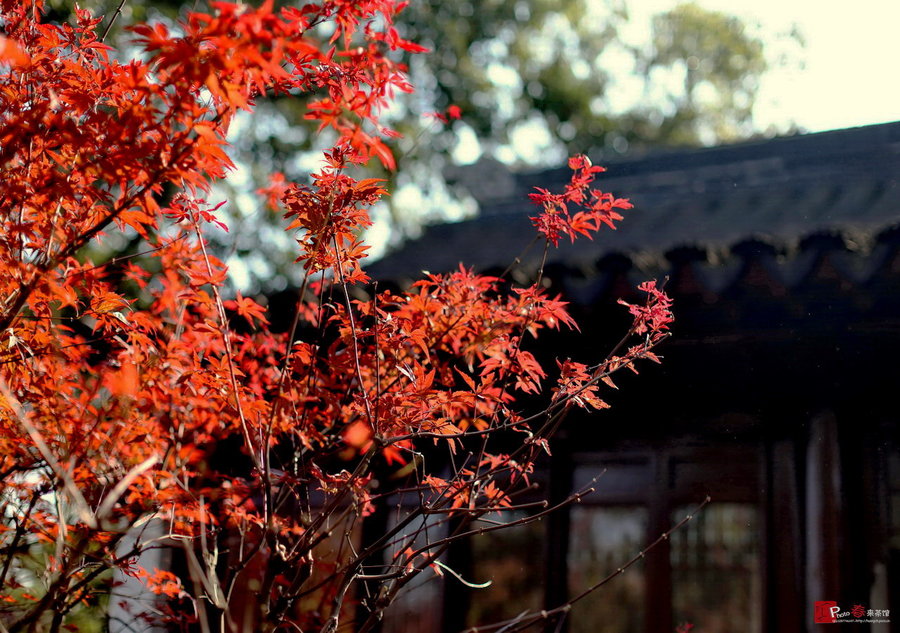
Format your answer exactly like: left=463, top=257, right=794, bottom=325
left=0, top=1, right=673, bottom=632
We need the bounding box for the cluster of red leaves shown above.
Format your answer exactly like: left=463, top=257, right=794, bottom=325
left=553, top=360, right=610, bottom=411
left=427, top=104, right=463, bottom=124
left=281, top=145, right=384, bottom=280
left=133, top=569, right=187, bottom=600
left=0, top=1, right=672, bottom=631
left=552, top=281, right=674, bottom=413
left=0, top=0, right=417, bottom=628
left=619, top=280, right=675, bottom=338
left=528, top=154, right=634, bottom=246
left=334, top=267, right=577, bottom=449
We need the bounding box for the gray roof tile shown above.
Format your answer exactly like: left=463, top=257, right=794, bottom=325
left=368, top=122, right=900, bottom=283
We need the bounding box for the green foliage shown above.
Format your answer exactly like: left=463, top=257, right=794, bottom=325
left=397, top=0, right=772, bottom=158
left=398, top=0, right=629, bottom=155
left=642, top=2, right=768, bottom=144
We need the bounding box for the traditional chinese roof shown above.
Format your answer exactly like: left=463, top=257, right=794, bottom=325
left=364, top=125, right=900, bottom=633
left=367, top=121, right=900, bottom=295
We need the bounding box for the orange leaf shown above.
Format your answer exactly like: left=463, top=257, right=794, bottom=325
left=91, top=292, right=130, bottom=315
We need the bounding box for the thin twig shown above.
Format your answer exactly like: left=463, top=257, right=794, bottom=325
left=100, top=0, right=128, bottom=43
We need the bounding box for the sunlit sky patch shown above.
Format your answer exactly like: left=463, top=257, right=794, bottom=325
left=625, top=0, right=900, bottom=134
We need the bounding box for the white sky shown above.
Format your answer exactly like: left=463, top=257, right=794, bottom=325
left=624, top=0, right=900, bottom=133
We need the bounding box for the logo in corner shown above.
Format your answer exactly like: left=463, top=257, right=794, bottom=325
left=814, top=601, right=890, bottom=624
left=815, top=601, right=840, bottom=624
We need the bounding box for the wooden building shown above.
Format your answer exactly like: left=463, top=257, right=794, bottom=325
left=366, top=122, right=900, bottom=633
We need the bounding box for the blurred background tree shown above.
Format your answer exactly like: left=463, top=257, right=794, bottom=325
left=397, top=1, right=770, bottom=160
left=41, top=0, right=800, bottom=290
left=639, top=2, right=769, bottom=145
